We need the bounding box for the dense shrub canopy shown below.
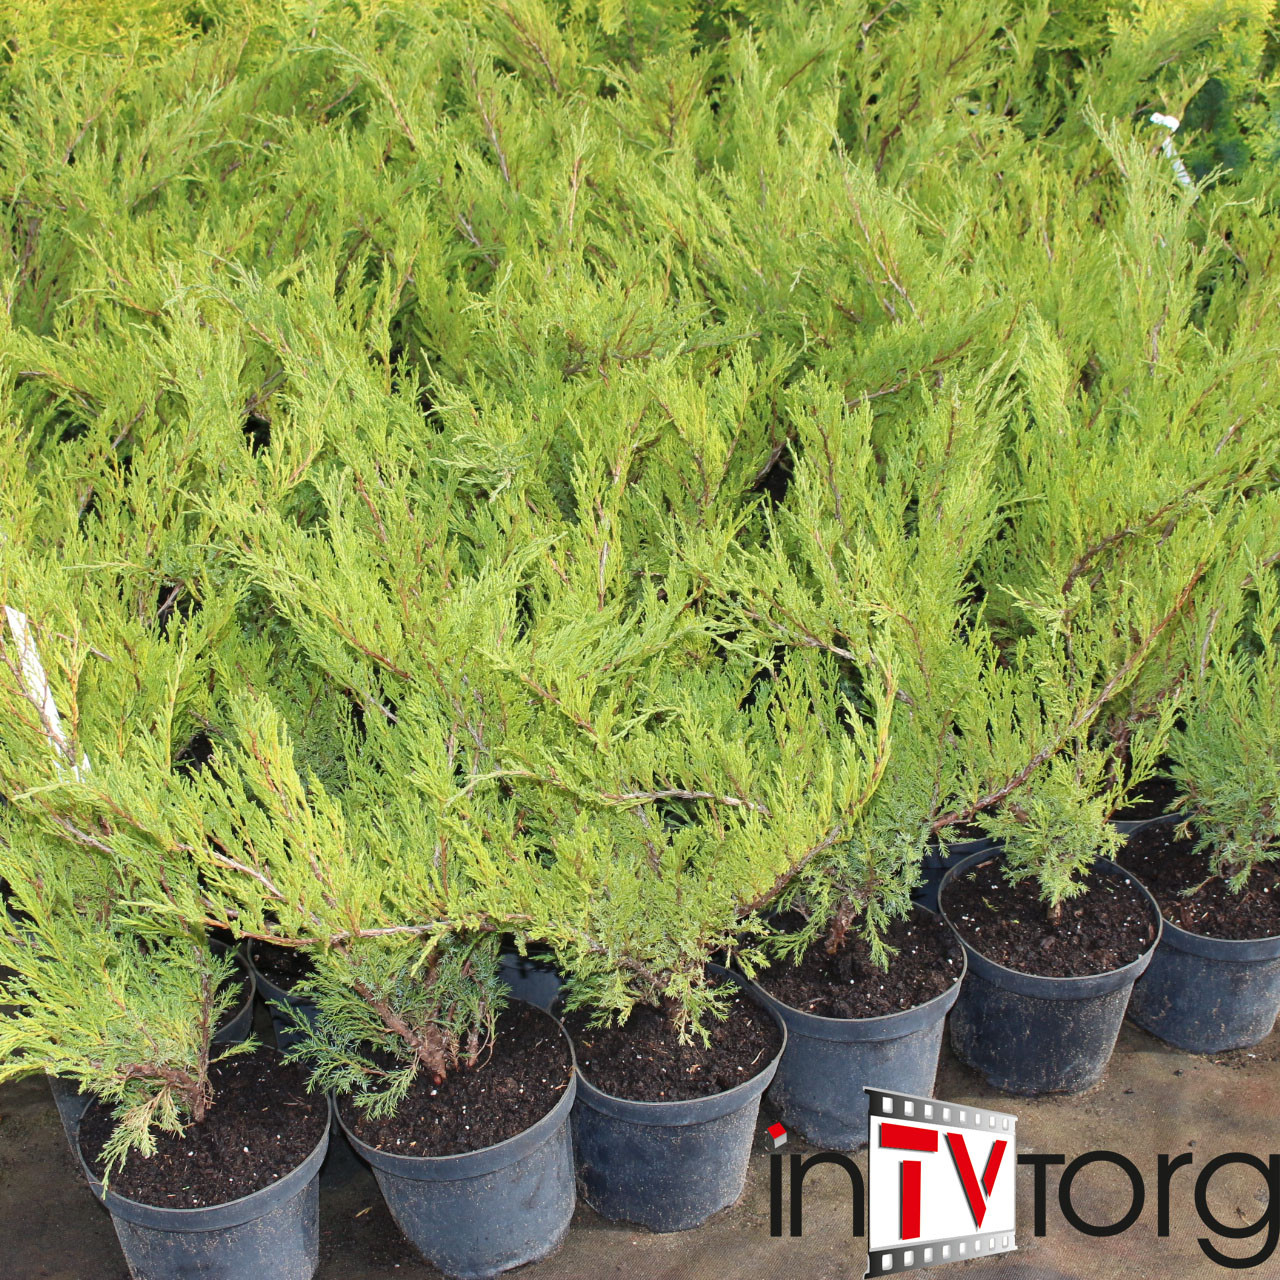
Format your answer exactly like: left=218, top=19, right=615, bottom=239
left=2, top=0, right=1279, bottom=1159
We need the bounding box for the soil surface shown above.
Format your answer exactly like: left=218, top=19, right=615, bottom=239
left=1113, top=772, right=1180, bottom=821
left=344, top=1003, right=571, bottom=1158
left=940, top=856, right=1157, bottom=977
left=250, top=940, right=316, bottom=988
left=1117, top=821, right=1280, bottom=940
left=563, top=977, right=782, bottom=1102
left=79, top=1047, right=327, bottom=1209
left=754, top=909, right=962, bottom=1018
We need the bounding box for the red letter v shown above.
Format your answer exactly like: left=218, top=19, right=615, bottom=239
left=945, top=1133, right=1007, bottom=1228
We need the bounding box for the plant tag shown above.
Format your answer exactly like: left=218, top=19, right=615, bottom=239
left=1150, top=113, right=1193, bottom=190
left=3, top=607, right=91, bottom=781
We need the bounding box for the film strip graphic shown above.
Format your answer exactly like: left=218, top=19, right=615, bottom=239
left=865, top=1229, right=1018, bottom=1277
left=865, top=1088, right=1018, bottom=1278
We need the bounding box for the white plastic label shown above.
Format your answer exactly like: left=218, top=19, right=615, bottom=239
left=4, top=607, right=90, bottom=781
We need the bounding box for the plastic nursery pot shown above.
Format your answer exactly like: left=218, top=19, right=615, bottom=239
left=1111, top=810, right=1182, bottom=838
left=210, top=939, right=256, bottom=1047
left=747, top=915, right=967, bottom=1150
left=498, top=949, right=564, bottom=1013
left=938, top=850, right=1161, bottom=1096
left=77, top=1095, right=331, bottom=1280
left=243, top=947, right=316, bottom=1052
left=569, top=965, right=786, bottom=1233
left=911, top=834, right=995, bottom=914
left=47, top=1072, right=91, bottom=1149
left=1126, top=914, right=1280, bottom=1054
left=336, top=1002, right=578, bottom=1280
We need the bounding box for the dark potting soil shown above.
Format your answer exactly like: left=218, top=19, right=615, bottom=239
left=563, top=978, right=782, bottom=1102
left=941, top=857, right=1156, bottom=977
left=79, top=1047, right=326, bottom=1209
left=250, top=940, right=315, bottom=989
left=1114, top=773, right=1180, bottom=822
left=754, top=910, right=962, bottom=1019
left=344, top=1003, right=571, bottom=1158
left=1117, top=822, right=1280, bottom=940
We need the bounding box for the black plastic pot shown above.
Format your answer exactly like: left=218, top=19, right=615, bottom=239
left=1126, top=915, right=1280, bottom=1053
left=939, top=851, right=1161, bottom=1095
left=210, top=939, right=256, bottom=1047
left=1111, top=810, right=1182, bottom=837
left=243, top=947, right=316, bottom=1052
left=569, top=965, right=785, bottom=1233
left=337, top=1002, right=577, bottom=1279
left=748, top=917, right=966, bottom=1149
left=912, top=834, right=994, bottom=913
left=78, top=1095, right=331, bottom=1280
left=48, top=1072, right=90, bottom=1149
left=497, top=949, right=564, bottom=1013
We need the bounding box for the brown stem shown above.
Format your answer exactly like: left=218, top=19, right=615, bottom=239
left=352, top=977, right=452, bottom=1083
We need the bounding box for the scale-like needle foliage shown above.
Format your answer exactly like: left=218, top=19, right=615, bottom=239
left=1169, top=533, right=1280, bottom=892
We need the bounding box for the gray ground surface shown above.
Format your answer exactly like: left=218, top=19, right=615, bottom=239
left=2, top=1013, right=1276, bottom=1280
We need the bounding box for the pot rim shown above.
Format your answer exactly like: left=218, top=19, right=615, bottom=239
left=79, top=1089, right=331, bottom=1231
left=1144, top=910, right=1280, bottom=959
left=335, top=999, right=577, bottom=1182
left=498, top=946, right=560, bottom=969
left=937, top=833, right=996, bottom=853
left=569, top=965, right=787, bottom=1125
left=242, top=943, right=314, bottom=1005
left=1110, top=810, right=1184, bottom=835
left=209, top=940, right=257, bottom=1041
left=938, top=849, right=1163, bottom=994
left=747, top=905, right=968, bottom=1039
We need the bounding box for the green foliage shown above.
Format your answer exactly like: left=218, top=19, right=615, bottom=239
left=0, top=892, right=250, bottom=1175
left=286, top=940, right=507, bottom=1118
left=684, top=369, right=1007, bottom=954
left=2, top=0, right=1280, bottom=1133
left=977, top=747, right=1126, bottom=919
left=508, top=645, right=894, bottom=1033
left=0, top=330, right=259, bottom=1171
left=1169, top=541, right=1280, bottom=890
